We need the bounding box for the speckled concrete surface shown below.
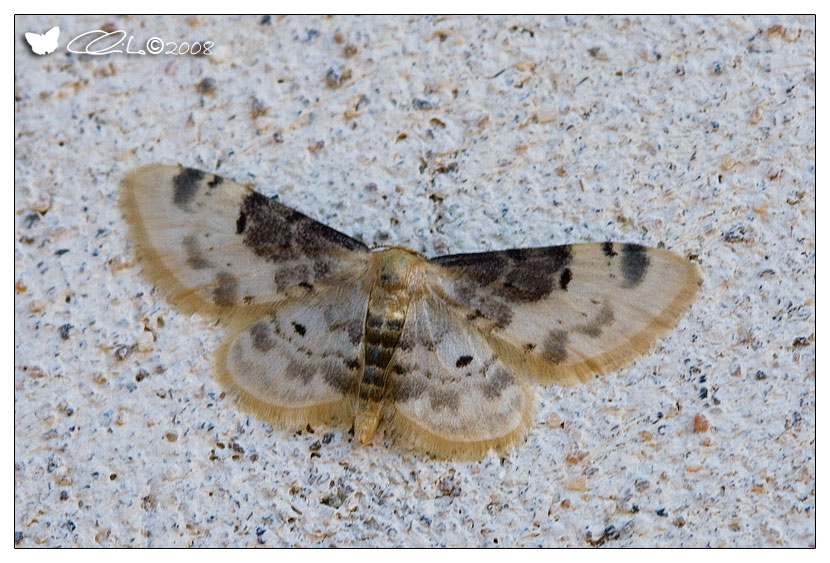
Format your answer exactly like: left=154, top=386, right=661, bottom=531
left=14, top=15, right=814, bottom=547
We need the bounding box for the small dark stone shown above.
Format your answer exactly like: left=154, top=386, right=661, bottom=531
left=196, top=78, right=216, bottom=95
left=413, top=98, right=436, bottom=110
left=59, top=323, right=73, bottom=340
left=792, top=336, right=810, bottom=348
left=114, top=344, right=131, bottom=361
left=23, top=213, right=40, bottom=228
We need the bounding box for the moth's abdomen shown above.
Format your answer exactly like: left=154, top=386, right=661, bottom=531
left=354, top=250, right=414, bottom=443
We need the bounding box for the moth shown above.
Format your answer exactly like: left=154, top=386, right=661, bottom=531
left=121, top=164, right=701, bottom=459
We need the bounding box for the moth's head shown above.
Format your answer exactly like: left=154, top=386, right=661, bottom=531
left=372, top=246, right=425, bottom=289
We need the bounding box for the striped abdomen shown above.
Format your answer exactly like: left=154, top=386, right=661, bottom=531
left=354, top=249, right=415, bottom=443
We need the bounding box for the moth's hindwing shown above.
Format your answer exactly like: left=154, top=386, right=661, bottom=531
left=216, top=279, right=371, bottom=428
left=387, top=286, right=536, bottom=459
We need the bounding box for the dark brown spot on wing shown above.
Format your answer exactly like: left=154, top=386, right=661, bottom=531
left=233, top=191, right=371, bottom=295
left=392, top=372, right=426, bottom=402
left=313, top=260, right=331, bottom=279
left=207, top=174, right=223, bottom=188
left=430, top=251, right=506, bottom=284
left=499, top=266, right=554, bottom=302
left=212, top=272, right=238, bottom=306
left=602, top=242, right=618, bottom=257
left=291, top=322, right=307, bottom=337
left=172, top=167, right=204, bottom=209
left=183, top=235, right=212, bottom=270
left=429, top=388, right=460, bottom=411
left=301, top=219, right=367, bottom=253
left=239, top=191, right=368, bottom=263
left=479, top=301, right=514, bottom=330
left=537, top=245, right=573, bottom=271
left=273, top=271, right=293, bottom=292
left=286, top=360, right=315, bottom=384
left=455, top=355, right=473, bottom=368
left=542, top=329, right=569, bottom=364
left=621, top=243, right=650, bottom=287
left=249, top=322, right=275, bottom=352
left=480, top=368, right=515, bottom=399
left=323, top=361, right=354, bottom=393
left=332, top=318, right=364, bottom=346
left=241, top=192, right=293, bottom=251
left=559, top=267, right=572, bottom=291
left=236, top=211, right=247, bottom=234
left=578, top=304, right=615, bottom=338
left=497, top=245, right=572, bottom=302
left=434, top=247, right=573, bottom=330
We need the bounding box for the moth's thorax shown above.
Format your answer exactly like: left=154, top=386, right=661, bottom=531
left=354, top=248, right=420, bottom=443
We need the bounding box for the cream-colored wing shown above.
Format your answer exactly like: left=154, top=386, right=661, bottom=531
left=216, top=278, right=371, bottom=428
left=386, top=288, right=535, bottom=459
left=429, top=243, right=700, bottom=386
left=121, top=164, right=369, bottom=318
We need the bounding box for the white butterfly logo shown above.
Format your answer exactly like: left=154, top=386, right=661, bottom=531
left=25, top=26, right=60, bottom=55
